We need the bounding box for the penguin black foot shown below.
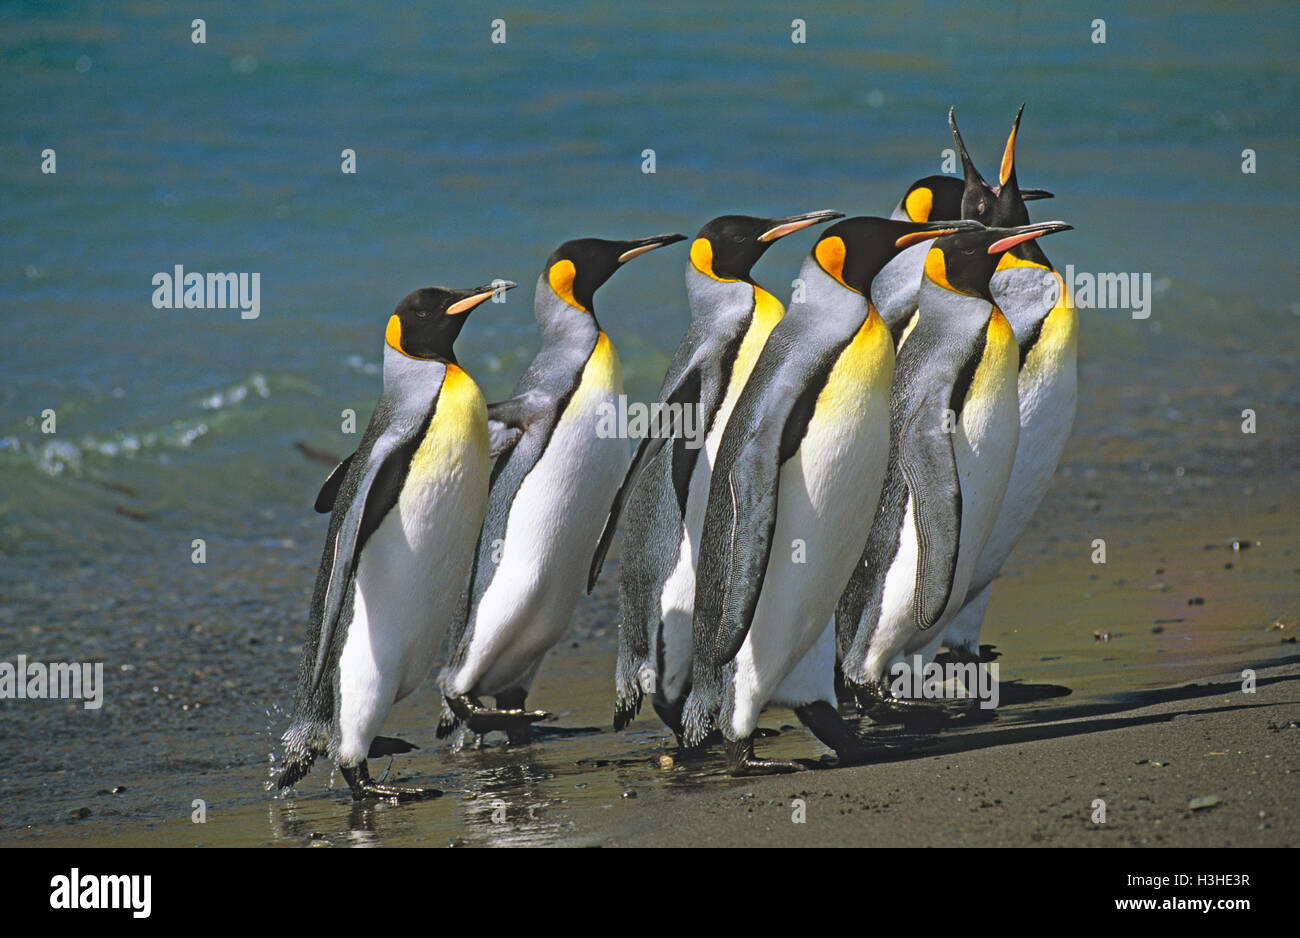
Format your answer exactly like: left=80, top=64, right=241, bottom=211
left=933, top=644, right=1002, bottom=665
left=341, top=761, right=441, bottom=803
left=794, top=701, right=898, bottom=767
left=853, top=678, right=981, bottom=730
left=444, top=693, right=554, bottom=740
left=367, top=735, right=418, bottom=758
left=725, top=737, right=805, bottom=777
left=651, top=697, right=686, bottom=739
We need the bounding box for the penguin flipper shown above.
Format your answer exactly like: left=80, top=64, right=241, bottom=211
left=897, top=396, right=962, bottom=631
left=694, top=357, right=824, bottom=667
left=486, top=390, right=549, bottom=461
left=588, top=366, right=703, bottom=592
left=310, top=418, right=429, bottom=697
left=314, top=452, right=355, bottom=513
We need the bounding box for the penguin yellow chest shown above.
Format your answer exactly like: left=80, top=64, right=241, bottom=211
left=1020, top=273, right=1078, bottom=399
left=719, top=287, right=784, bottom=424
left=802, top=310, right=895, bottom=478
left=401, top=365, right=490, bottom=521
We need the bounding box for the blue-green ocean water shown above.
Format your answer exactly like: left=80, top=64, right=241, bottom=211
left=0, top=2, right=1297, bottom=841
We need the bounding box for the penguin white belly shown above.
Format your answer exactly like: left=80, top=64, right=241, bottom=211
left=656, top=459, right=709, bottom=702
left=656, top=291, right=783, bottom=704
left=941, top=303, right=1076, bottom=655
left=336, top=369, right=489, bottom=763
left=969, top=308, right=1077, bottom=593
left=860, top=489, right=923, bottom=680
left=860, top=312, right=1021, bottom=681
left=459, top=335, right=627, bottom=696
left=725, top=314, right=893, bottom=739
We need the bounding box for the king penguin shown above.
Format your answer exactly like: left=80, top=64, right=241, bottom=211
left=835, top=218, right=1072, bottom=717
left=679, top=216, right=978, bottom=775
left=438, top=233, right=686, bottom=746
left=927, top=105, right=1078, bottom=668
left=586, top=210, right=843, bottom=739
left=875, top=172, right=1052, bottom=346
left=275, top=281, right=512, bottom=800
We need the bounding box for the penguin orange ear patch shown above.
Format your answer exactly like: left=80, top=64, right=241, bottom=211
left=923, top=246, right=956, bottom=292
left=548, top=259, right=585, bottom=311
left=385, top=314, right=405, bottom=354
left=814, top=235, right=847, bottom=286
left=904, top=186, right=933, bottom=223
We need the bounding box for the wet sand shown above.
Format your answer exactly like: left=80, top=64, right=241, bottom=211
left=1, top=336, right=1296, bottom=848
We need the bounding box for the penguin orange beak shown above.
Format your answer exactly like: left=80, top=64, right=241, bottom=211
left=758, top=210, right=845, bottom=243
left=987, top=221, right=1072, bottom=254
left=896, top=218, right=984, bottom=249
left=447, top=281, right=517, bottom=315
left=616, top=234, right=687, bottom=263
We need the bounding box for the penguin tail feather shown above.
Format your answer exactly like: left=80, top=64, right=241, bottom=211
left=272, top=751, right=316, bottom=791
left=435, top=698, right=461, bottom=739
left=612, top=689, right=643, bottom=732
left=680, top=690, right=715, bottom=749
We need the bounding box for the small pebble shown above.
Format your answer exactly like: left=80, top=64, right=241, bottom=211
left=1188, top=794, right=1219, bottom=811
left=658, top=755, right=674, bottom=770
left=1187, top=597, right=1205, bottom=606
left=622, top=789, right=637, bottom=799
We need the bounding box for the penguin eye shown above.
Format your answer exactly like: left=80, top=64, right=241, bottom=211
left=730, top=233, right=745, bottom=243
left=416, top=309, right=429, bottom=318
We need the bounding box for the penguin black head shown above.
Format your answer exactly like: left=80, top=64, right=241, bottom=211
left=544, top=234, right=686, bottom=312
left=899, top=176, right=966, bottom=223
left=812, top=216, right=984, bottom=303
left=691, top=210, right=844, bottom=282
left=384, top=281, right=516, bottom=362
left=925, top=221, right=1072, bottom=301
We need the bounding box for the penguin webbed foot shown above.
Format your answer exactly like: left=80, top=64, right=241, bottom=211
left=794, top=700, right=899, bottom=767
left=444, top=693, right=555, bottom=739
left=724, top=737, right=805, bottom=777
left=853, top=678, right=981, bottom=730
left=341, top=761, right=441, bottom=803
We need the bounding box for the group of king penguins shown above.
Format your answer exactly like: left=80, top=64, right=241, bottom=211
left=274, top=106, right=1077, bottom=800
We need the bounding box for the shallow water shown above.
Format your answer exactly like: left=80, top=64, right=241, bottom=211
left=1, top=2, right=1297, bottom=845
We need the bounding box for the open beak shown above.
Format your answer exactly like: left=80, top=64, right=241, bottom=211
left=617, top=233, right=687, bottom=264
left=757, top=209, right=844, bottom=243
left=447, top=280, right=516, bottom=315
left=997, top=103, right=1025, bottom=189
left=987, top=221, right=1072, bottom=254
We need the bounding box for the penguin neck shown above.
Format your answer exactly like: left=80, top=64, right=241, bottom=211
left=917, top=275, right=995, bottom=338
left=872, top=242, right=929, bottom=332
left=989, top=263, right=1059, bottom=342
left=789, top=257, right=869, bottom=337
left=533, top=273, right=601, bottom=349
left=381, top=343, right=446, bottom=403
left=685, top=264, right=765, bottom=329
